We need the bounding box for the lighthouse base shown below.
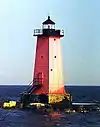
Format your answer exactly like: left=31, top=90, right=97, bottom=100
left=20, top=93, right=72, bottom=110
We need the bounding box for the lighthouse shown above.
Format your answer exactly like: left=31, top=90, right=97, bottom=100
left=20, top=16, right=72, bottom=108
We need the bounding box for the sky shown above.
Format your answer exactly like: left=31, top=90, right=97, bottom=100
left=0, top=0, right=100, bottom=85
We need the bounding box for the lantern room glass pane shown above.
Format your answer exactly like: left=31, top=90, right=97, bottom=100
left=43, top=24, right=55, bottom=29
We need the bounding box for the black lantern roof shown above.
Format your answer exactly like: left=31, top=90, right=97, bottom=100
left=42, top=16, right=55, bottom=25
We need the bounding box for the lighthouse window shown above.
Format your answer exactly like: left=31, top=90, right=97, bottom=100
left=51, top=69, right=53, bottom=71
left=54, top=39, right=56, bottom=41
left=41, top=56, right=43, bottom=58
left=54, top=56, right=56, bottom=58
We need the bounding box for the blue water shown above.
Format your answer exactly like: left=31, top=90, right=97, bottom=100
left=0, top=85, right=100, bottom=127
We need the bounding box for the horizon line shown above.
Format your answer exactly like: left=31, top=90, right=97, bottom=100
left=0, top=84, right=99, bottom=86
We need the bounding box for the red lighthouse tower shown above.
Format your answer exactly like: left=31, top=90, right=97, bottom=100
left=21, top=16, right=71, bottom=107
